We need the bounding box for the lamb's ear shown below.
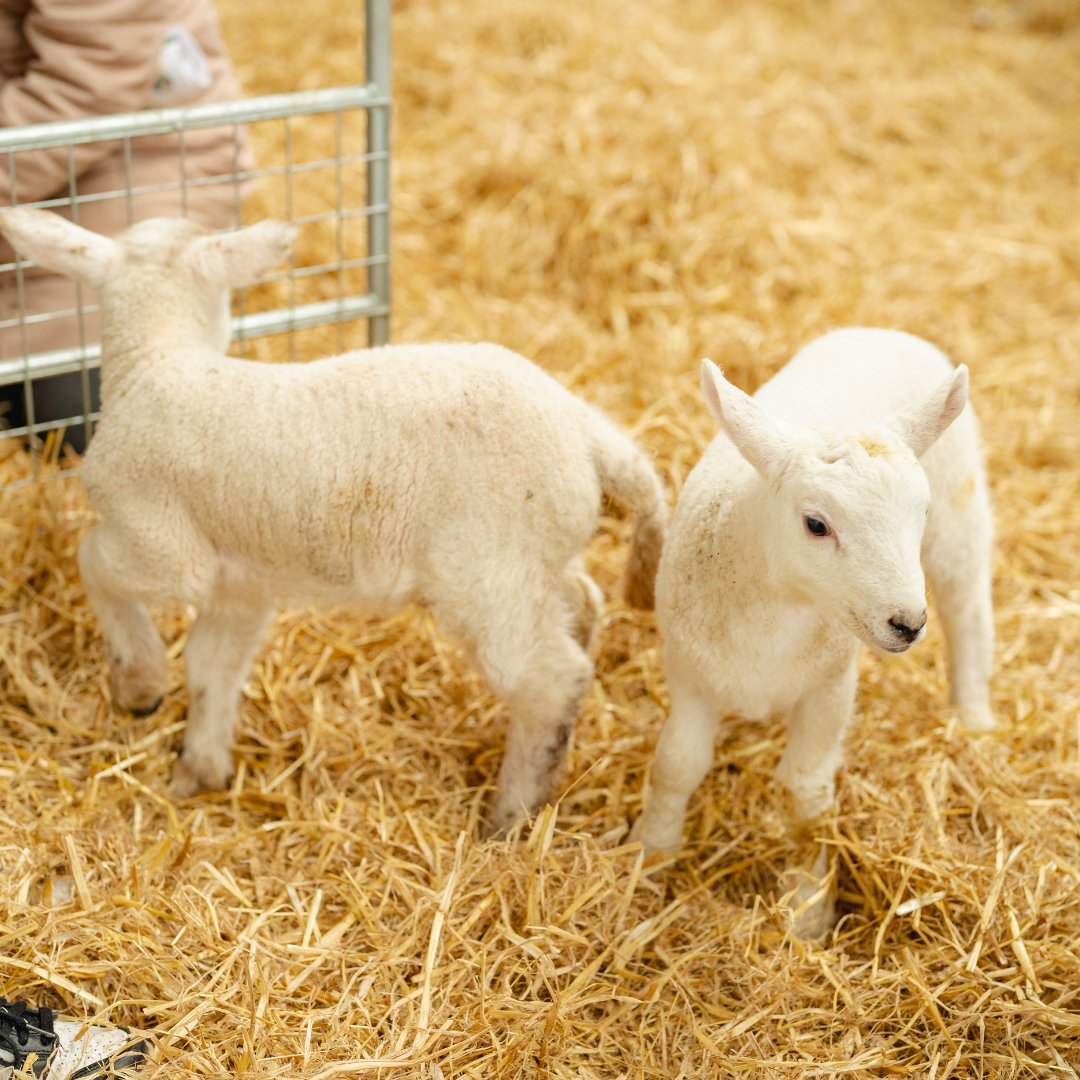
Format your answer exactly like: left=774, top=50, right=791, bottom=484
left=890, top=365, right=969, bottom=458
left=0, top=207, right=117, bottom=289
left=187, top=220, right=297, bottom=288
left=700, top=359, right=794, bottom=477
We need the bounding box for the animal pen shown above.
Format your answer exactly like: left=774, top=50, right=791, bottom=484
left=0, top=0, right=391, bottom=478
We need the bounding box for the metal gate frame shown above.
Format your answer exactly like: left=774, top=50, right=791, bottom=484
left=0, top=0, right=390, bottom=458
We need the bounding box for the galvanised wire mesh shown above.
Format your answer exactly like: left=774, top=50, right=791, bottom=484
left=0, top=0, right=390, bottom=483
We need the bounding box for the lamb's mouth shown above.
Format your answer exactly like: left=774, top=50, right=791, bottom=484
left=849, top=611, right=916, bottom=654
left=880, top=639, right=914, bottom=654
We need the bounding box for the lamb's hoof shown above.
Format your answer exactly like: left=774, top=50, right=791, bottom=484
left=483, top=805, right=522, bottom=841
left=172, top=751, right=233, bottom=798
left=956, top=706, right=996, bottom=732
left=110, top=660, right=168, bottom=716
left=129, top=697, right=164, bottom=718
left=778, top=858, right=837, bottom=940
left=787, top=890, right=837, bottom=940
left=171, top=760, right=202, bottom=799
left=628, top=814, right=682, bottom=858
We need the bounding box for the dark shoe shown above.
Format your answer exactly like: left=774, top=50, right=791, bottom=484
left=0, top=998, right=147, bottom=1080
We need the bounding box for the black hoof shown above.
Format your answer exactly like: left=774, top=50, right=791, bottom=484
left=129, top=697, right=164, bottom=717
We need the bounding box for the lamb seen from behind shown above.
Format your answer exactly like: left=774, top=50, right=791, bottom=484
left=632, top=328, right=994, bottom=935
left=0, top=207, right=667, bottom=832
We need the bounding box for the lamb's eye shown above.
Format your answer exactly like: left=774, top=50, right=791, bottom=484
left=804, top=515, right=830, bottom=538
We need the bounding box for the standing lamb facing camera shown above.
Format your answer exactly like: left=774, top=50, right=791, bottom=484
left=632, top=328, right=994, bottom=936
left=0, top=207, right=667, bottom=833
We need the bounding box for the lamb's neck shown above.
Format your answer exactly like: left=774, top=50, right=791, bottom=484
left=98, top=300, right=219, bottom=405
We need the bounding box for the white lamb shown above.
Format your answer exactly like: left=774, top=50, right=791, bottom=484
left=632, top=328, right=994, bottom=934
left=0, top=208, right=667, bottom=832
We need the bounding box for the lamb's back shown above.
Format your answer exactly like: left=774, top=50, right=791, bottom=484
left=86, top=342, right=601, bottom=583
left=754, top=328, right=956, bottom=428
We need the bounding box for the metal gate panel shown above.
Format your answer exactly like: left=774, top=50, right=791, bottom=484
left=0, top=0, right=390, bottom=480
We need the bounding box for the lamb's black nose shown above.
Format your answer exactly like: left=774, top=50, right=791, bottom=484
left=888, top=613, right=927, bottom=643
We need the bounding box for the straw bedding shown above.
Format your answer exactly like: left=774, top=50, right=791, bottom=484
left=1, top=0, right=1079, bottom=1076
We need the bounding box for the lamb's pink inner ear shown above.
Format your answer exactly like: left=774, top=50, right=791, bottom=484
left=700, top=358, right=791, bottom=478
left=940, top=365, right=970, bottom=427
left=189, top=222, right=296, bottom=289
left=894, top=365, right=969, bottom=458
left=0, top=208, right=117, bottom=289
left=700, top=359, right=728, bottom=425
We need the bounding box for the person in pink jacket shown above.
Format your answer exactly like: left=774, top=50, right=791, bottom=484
left=0, top=0, right=251, bottom=452
left=0, top=4, right=250, bottom=1071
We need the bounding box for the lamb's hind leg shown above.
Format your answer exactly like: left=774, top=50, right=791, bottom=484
left=925, top=470, right=995, bottom=730
left=78, top=525, right=169, bottom=715
left=561, top=556, right=604, bottom=654
left=453, top=589, right=594, bottom=835
left=173, top=601, right=273, bottom=797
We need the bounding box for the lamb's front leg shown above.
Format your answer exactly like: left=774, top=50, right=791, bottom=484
left=174, top=601, right=273, bottom=797
left=78, top=526, right=169, bottom=715
left=631, top=670, right=717, bottom=854
left=774, top=655, right=857, bottom=939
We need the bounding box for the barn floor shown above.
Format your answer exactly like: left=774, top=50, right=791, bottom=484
left=1, top=0, right=1079, bottom=1076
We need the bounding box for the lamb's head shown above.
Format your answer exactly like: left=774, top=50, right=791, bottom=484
left=700, top=358, right=969, bottom=654
left=0, top=208, right=295, bottom=351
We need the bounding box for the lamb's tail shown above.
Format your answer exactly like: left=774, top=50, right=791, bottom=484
left=587, top=411, right=668, bottom=610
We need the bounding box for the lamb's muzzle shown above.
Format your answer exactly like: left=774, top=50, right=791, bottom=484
left=887, top=611, right=927, bottom=646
